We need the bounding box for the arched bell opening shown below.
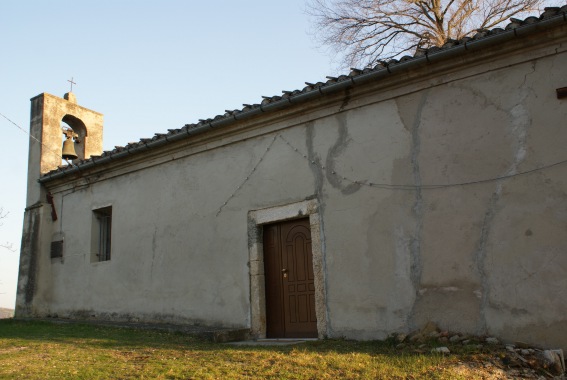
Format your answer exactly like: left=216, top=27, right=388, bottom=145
left=60, top=114, right=87, bottom=164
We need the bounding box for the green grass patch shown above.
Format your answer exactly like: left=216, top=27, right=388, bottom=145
left=0, top=319, right=497, bottom=379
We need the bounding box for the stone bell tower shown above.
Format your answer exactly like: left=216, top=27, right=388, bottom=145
left=16, top=92, right=103, bottom=317
left=25, top=92, right=103, bottom=206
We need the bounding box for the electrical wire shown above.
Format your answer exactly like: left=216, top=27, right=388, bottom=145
left=278, top=135, right=566, bottom=190
left=4, top=108, right=564, bottom=195
left=1, top=111, right=75, bottom=166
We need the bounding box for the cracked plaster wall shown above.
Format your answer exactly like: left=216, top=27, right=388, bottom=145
left=293, top=51, right=567, bottom=346
left=23, top=42, right=567, bottom=349
left=392, top=55, right=567, bottom=348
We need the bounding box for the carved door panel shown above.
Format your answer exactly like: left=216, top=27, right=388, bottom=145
left=264, top=218, right=317, bottom=338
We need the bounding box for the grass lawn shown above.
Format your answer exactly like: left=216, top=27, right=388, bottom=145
left=0, top=319, right=518, bottom=379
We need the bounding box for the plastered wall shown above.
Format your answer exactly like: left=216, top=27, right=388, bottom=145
left=17, top=31, right=567, bottom=349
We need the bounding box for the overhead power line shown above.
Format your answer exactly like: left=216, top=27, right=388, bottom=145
left=3, top=110, right=565, bottom=198
left=0, top=111, right=73, bottom=165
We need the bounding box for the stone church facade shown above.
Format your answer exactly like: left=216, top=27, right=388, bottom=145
left=17, top=8, right=567, bottom=349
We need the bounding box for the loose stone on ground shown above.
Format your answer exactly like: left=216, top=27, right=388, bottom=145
left=393, top=322, right=566, bottom=379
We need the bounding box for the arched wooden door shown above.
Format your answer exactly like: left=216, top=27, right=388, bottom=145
left=263, top=218, right=317, bottom=338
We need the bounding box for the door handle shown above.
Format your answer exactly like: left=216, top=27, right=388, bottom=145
left=282, top=268, right=288, bottom=278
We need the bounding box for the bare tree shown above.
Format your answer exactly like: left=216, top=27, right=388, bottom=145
left=0, top=208, right=15, bottom=252
left=308, top=0, right=546, bottom=68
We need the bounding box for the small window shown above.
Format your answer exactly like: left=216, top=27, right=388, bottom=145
left=92, top=206, right=112, bottom=262
left=50, top=240, right=64, bottom=259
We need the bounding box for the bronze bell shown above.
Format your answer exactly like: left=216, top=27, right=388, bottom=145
left=62, top=138, right=78, bottom=160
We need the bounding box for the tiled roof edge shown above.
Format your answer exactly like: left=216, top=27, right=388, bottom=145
left=40, top=6, right=567, bottom=183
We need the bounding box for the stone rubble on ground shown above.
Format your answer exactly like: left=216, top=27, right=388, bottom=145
left=433, top=346, right=451, bottom=354
left=395, top=333, right=406, bottom=343
left=395, top=322, right=566, bottom=379
left=450, top=334, right=464, bottom=343
left=486, top=337, right=500, bottom=345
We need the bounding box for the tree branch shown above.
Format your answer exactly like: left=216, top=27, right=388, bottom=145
left=307, top=0, right=545, bottom=68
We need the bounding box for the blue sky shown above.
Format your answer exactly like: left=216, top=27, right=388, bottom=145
left=0, top=1, right=340, bottom=308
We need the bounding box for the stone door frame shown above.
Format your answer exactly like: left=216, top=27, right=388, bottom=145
left=248, top=199, right=327, bottom=339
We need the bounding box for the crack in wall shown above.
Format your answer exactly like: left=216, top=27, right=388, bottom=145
left=407, top=90, right=429, bottom=329
left=325, top=113, right=361, bottom=195
left=474, top=62, right=535, bottom=335
left=306, top=122, right=325, bottom=199
left=338, top=88, right=352, bottom=112
left=475, top=189, right=498, bottom=335
left=150, top=226, right=158, bottom=282
left=305, top=122, right=333, bottom=336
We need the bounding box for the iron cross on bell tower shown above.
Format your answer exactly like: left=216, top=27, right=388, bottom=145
left=67, top=77, right=76, bottom=92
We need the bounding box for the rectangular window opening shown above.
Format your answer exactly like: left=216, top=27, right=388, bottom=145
left=92, top=206, right=112, bottom=262
left=50, top=240, right=64, bottom=259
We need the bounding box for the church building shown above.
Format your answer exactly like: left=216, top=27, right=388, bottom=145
left=17, top=7, right=567, bottom=349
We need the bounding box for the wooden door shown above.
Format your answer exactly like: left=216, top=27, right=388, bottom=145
left=263, top=218, right=317, bottom=338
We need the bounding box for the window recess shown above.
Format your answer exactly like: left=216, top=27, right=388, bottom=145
left=92, top=206, right=112, bottom=262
